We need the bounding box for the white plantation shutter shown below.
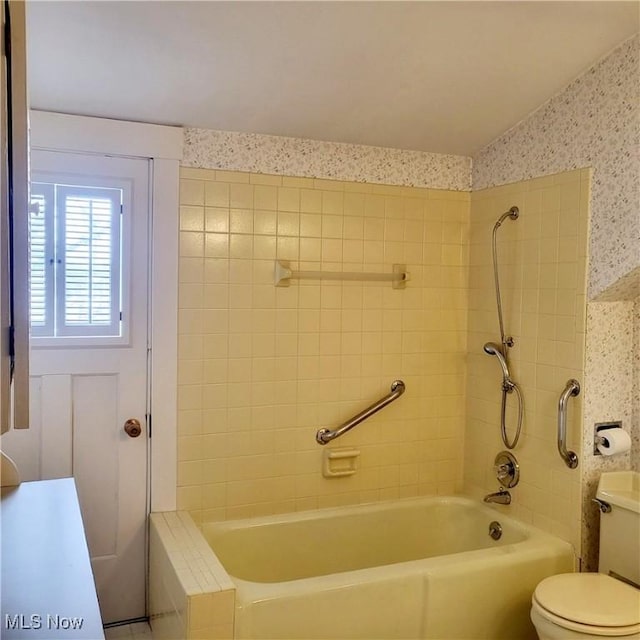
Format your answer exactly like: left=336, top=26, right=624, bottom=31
left=29, top=184, right=54, bottom=335
left=57, top=186, right=121, bottom=336
left=29, top=182, right=123, bottom=338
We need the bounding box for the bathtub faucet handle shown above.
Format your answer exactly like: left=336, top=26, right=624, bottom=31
left=493, top=451, right=519, bottom=488
left=496, top=463, right=511, bottom=481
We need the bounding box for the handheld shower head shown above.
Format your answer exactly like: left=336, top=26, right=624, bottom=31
left=483, top=342, right=501, bottom=356
left=483, top=342, right=511, bottom=381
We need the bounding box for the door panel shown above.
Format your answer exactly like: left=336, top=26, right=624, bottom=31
left=73, top=374, right=119, bottom=558
left=27, top=151, right=149, bottom=623
left=40, top=375, right=72, bottom=478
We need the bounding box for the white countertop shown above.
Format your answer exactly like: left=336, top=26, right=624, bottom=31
left=1, top=478, right=104, bottom=639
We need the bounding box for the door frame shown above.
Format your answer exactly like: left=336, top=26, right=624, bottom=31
left=30, top=110, right=181, bottom=512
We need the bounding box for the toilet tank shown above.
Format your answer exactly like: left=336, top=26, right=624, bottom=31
left=596, top=471, right=640, bottom=587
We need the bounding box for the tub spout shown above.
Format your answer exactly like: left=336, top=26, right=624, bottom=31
left=484, top=488, right=511, bottom=505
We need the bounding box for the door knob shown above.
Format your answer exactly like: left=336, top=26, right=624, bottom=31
left=124, top=418, right=142, bottom=438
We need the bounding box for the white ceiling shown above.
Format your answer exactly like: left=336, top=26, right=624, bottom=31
left=26, top=1, right=639, bottom=157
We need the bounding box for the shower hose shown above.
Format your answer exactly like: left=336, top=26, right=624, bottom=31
left=500, top=379, right=523, bottom=449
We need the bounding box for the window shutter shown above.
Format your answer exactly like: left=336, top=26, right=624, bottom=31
left=29, top=194, right=47, bottom=326
left=29, top=183, right=55, bottom=336
left=29, top=181, right=123, bottom=340
left=56, top=186, right=121, bottom=337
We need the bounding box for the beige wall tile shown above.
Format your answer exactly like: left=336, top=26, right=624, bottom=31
left=464, top=169, right=588, bottom=555
left=178, top=171, right=469, bottom=520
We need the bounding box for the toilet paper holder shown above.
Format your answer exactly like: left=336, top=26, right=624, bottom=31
left=594, top=421, right=622, bottom=455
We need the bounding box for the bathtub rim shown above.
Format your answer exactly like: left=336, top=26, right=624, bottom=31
left=201, top=493, right=529, bottom=536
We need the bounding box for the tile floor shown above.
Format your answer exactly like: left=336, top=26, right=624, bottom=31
left=104, top=622, right=153, bottom=640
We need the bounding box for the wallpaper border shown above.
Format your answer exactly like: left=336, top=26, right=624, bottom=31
left=183, top=128, right=472, bottom=192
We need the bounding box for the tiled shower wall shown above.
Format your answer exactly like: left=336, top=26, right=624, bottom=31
left=464, top=169, right=589, bottom=552
left=177, top=167, right=470, bottom=523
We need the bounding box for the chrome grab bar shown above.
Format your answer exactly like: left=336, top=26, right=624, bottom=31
left=558, top=379, right=580, bottom=469
left=316, top=380, right=406, bottom=445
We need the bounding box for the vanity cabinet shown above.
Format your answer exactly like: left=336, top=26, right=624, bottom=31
left=1, top=478, right=104, bottom=639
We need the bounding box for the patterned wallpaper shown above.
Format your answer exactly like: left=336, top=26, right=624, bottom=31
left=634, top=298, right=640, bottom=473
left=473, top=35, right=640, bottom=300
left=182, top=128, right=471, bottom=192
left=581, top=301, right=635, bottom=570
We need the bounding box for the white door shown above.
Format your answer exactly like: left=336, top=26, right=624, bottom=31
left=28, top=150, right=149, bottom=624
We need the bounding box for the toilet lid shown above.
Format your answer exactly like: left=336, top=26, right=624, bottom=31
left=534, top=574, right=640, bottom=628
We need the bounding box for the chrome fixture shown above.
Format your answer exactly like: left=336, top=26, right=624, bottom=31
left=483, top=342, right=511, bottom=381
left=316, top=380, right=406, bottom=445
left=488, top=521, right=503, bottom=540
left=491, top=206, right=519, bottom=350
left=494, top=451, right=520, bottom=488
left=484, top=205, right=523, bottom=450
left=592, top=498, right=612, bottom=514
left=557, top=379, right=580, bottom=469
left=482, top=341, right=524, bottom=448
left=485, top=451, right=518, bottom=506
left=484, top=488, right=511, bottom=505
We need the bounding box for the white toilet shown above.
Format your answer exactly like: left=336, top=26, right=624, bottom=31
left=531, top=471, right=640, bottom=639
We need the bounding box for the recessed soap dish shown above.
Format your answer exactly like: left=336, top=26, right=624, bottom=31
left=322, top=448, right=360, bottom=478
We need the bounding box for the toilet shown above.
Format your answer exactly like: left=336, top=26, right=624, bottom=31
left=531, top=471, right=640, bottom=639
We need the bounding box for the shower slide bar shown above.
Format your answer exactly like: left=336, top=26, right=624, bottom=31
left=316, top=380, right=406, bottom=445
left=557, top=379, right=580, bottom=469
left=275, top=260, right=408, bottom=288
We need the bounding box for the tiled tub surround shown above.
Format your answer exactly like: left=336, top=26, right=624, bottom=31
left=464, top=169, right=590, bottom=553
left=149, top=512, right=234, bottom=640
left=177, top=168, right=470, bottom=522
left=176, top=33, right=638, bottom=570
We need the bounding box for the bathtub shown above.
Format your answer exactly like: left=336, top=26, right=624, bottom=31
left=200, top=496, right=574, bottom=640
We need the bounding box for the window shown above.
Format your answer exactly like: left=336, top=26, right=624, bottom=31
left=30, top=181, right=123, bottom=338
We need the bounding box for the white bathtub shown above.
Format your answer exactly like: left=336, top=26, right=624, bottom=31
left=201, top=496, right=574, bottom=640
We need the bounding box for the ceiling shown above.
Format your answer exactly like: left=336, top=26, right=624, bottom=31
left=26, top=1, right=639, bottom=157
